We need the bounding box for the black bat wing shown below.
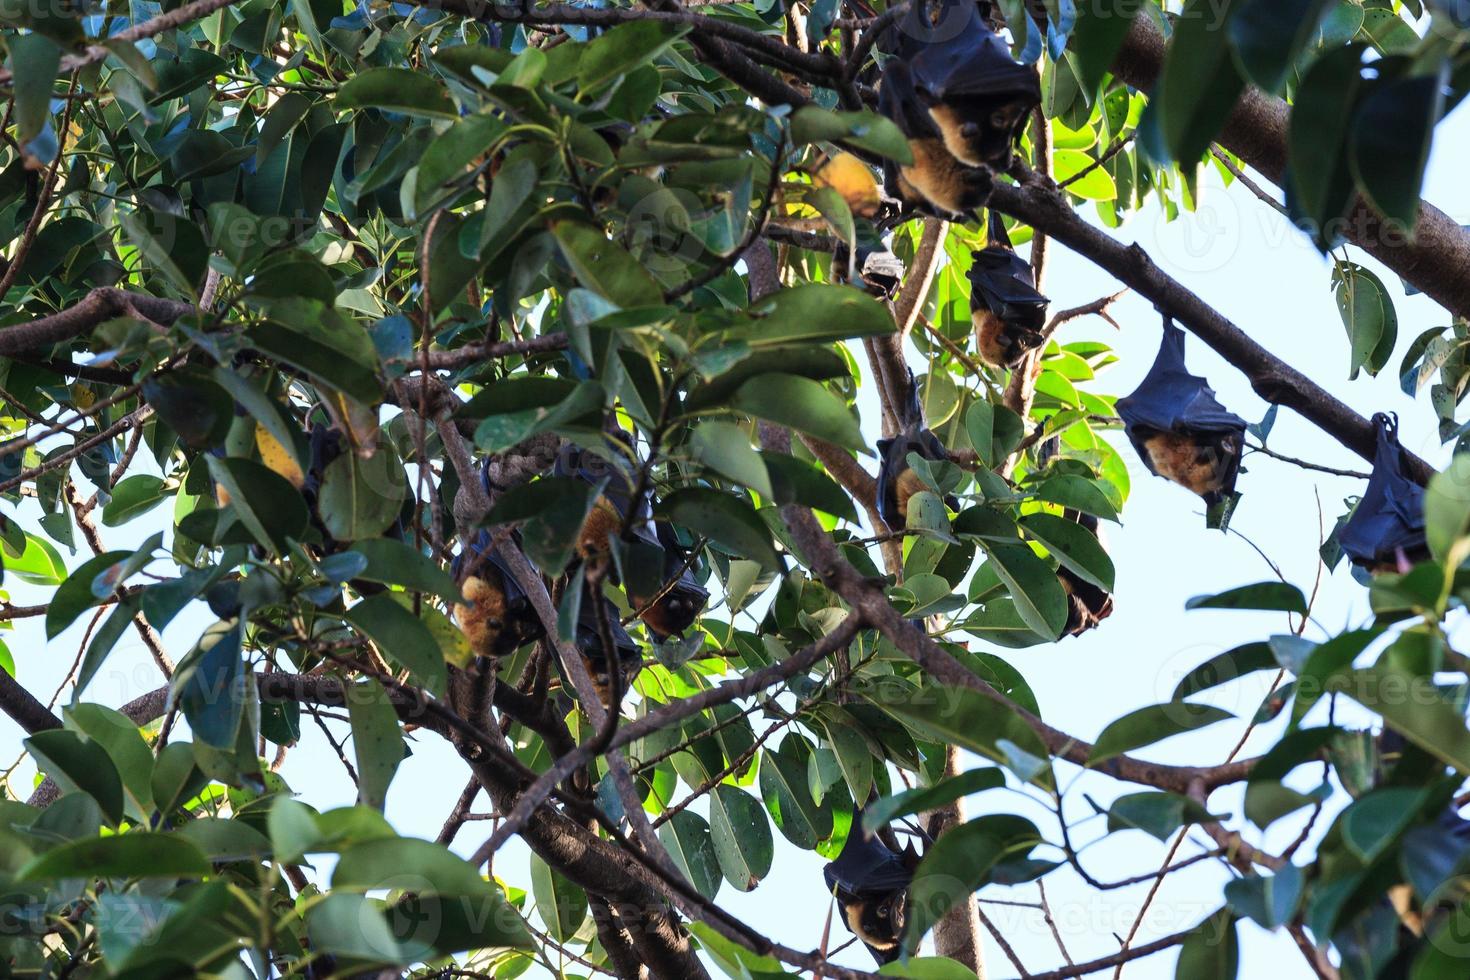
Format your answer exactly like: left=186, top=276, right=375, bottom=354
left=894, top=0, right=1039, bottom=103
left=968, top=246, right=1049, bottom=330
left=1117, top=321, right=1246, bottom=436
left=876, top=431, right=942, bottom=528
left=878, top=57, right=941, bottom=140
left=1339, top=414, right=1427, bottom=566
left=823, top=829, right=913, bottom=898
left=575, top=591, right=640, bottom=666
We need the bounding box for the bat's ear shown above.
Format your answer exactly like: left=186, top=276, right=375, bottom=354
left=913, top=83, right=939, bottom=105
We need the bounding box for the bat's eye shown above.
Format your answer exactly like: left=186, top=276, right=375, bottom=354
left=990, top=109, right=1013, bottom=129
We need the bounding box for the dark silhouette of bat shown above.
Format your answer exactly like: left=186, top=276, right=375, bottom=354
left=633, top=522, right=710, bottom=641
left=887, top=0, right=1040, bottom=170
left=823, top=815, right=920, bottom=964
left=836, top=236, right=906, bottom=300
left=874, top=0, right=1037, bottom=218
left=876, top=372, right=957, bottom=530
left=451, top=527, right=544, bottom=659
left=569, top=587, right=643, bottom=707
left=1057, top=511, right=1114, bottom=637
left=1338, top=413, right=1429, bottom=575
left=970, top=211, right=1048, bottom=368
left=554, top=432, right=662, bottom=561
left=1117, top=318, right=1247, bottom=507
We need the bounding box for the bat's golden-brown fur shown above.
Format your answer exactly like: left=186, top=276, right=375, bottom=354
left=453, top=574, right=508, bottom=658
left=894, top=468, right=927, bottom=526
left=928, top=99, right=1029, bottom=169
left=973, top=308, right=1037, bottom=369
left=577, top=497, right=622, bottom=559
left=897, top=138, right=990, bottom=217
left=1141, top=431, right=1233, bottom=497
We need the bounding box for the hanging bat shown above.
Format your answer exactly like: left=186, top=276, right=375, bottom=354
left=823, top=816, right=919, bottom=965
left=1338, top=413, right=1429, bottom=575
left=555, top=434, right=661, bottom=561
left=570, top=588, right=643, bottom=707
left=876, top=372, right=957, bottom=530
left=451, top=529, right=544, bottom=659
left=877, top=57, right=993, bottom=219
left=633, top=522, right=710, bottom=641
left=1056, top=511, right=1114, bottom=638
left=1117, top=318, right=1247, bottom=507
left=888, top=0, right=1041, bottom=172
left=970, top=212, right=1048, bottom=369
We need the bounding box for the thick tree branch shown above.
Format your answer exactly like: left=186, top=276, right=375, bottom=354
left=987, top=179, right=1434, bottom=483
left=1113, top=14, right=1470, bottom=320
left=0, top=289, right=193, bottom=357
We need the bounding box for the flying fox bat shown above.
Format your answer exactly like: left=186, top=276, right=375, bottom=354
left=876, top=372, right=958, bottom=530
left=886, top=0, right=1041, bottom=171
left=1338, top=413, right=1429, bottom=575
left=969, top=212, right=1048, bottom=369
left=823, top=817, right=919, bottom=965
left=633, top=522, right=710, bottom=641
left=1117, top=318, right=1247, bottom=507
left=554, top=433, right=661, bottom=561
left=877, top=57, right=993, bottom=219
left=1056, top=511, right=1114, bottom=637
left=567, top=588, right=643, bottom=707
left=451, top=528, right=544, bottom=659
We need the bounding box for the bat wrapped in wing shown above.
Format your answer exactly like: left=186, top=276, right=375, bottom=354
left=1117, top=318, right=1247, bottom=509
left=887, top=0, right=1041, bottom=171
left=970, top=211, right=1048, bottom=369
left=567, top=587, right=643, bottom=707
left=1055, top=511, right=1114, bottom=638
left=632, top=521, right=710, bottom=641
left=451, top=528, right=545, bottom=659
left=554, top=431, right=662, bottom=561
left=876, top=372, right=958, bottom=530
left=1338, top=413, right=1428, bottom=575
left=877, top=57, right=993, bottom=218
left=823, top=818, right=918, bottom=965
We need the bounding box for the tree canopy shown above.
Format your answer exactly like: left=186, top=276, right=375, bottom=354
left=2, top=0, right=1470, bottom=978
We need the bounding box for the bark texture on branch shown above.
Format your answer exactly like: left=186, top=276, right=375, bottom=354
left=1113, top=15, right=1470, bottom=321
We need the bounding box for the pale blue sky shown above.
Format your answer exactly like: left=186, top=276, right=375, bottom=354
left=3, top=100, right=1468, bottom=980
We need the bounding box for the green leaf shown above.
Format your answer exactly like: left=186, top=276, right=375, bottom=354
left=1341, top=788, right=1428, bottom=863
left=206, top=456, right=310, bottom=553
left=1106, top=791, right=1224, bottom=841
left=346, top=682, right=406, bottom=811
left=318, top=449, right=407, bottom=542
left=883, top=683, right=1054, bottom=789
left=1052, top=148, right=1117, bottom=200
left=978, top=543, right=1069, bottom=640
left=762, top=452, right=860, bottom=522
left=530, top=854, right=589, bottom=942
left=24, top=729, right=125, bottom=825
left=8, top=34, right=60, bottom=143
left=19, top=833, right=210, bottom=881
left=174, top=620, right=245, bottom=749
left=6, top=532, right=66, bottom=585
left=1185, top=581, right=1307, bottom=614
left=578, top=20, right=690, bottom=91
left=1287, top=43, right=1365, bottom=250
left=1174, top=907, right=1239, bottom=979
left=335, top=68, right=457, bottom=118
left=552, top=220, right=663, bottom=308
left=335, top=837, right=495, bottom=896
left=1153, top=0, right=1248, bottom=163
left=268, top=796, right=324, bottom=865
left=63, top=704, right=154, bottom=821
left=1332, top=262, right=1398, bottom=379
left=346, top=594, right=449, bottom=696
left=1089, top=703, right=1234, bottom=767
left=346, top=539, right=462, bottom=603
left=691, top=421, right=773, bottom=499
left=1020, top=513, right=1115, bottom=591
left=743, top=283, right=895, bottom=346
left=657, top=488, right=781, bottom=570
left=708, top=784, right=773, bottom=891
left=101, top=475, right=169, bottom=526
left=1227, top=0, right=1333, bottom=93
left=250, top=299, right=382, bottom=405
left=1350, top=63, right=1447, bottom=231
left=659, top=810, right=723, bottom=901
left=1035, top=474, right=1118, bottom=521
left=759, top=735, right=832, bottom=849
left=728, top=373, right=867, bottom=452
left=47, top=551, right=130, bottom=638
left=308, top=893, right=405, bottom=966
left=1425, top=453, right=1470, bottom=562
left=791, top=106, right=912, bottom=163
left=880, top=961, right=980, bottom=980
left=1173, top=642, right=1278, bottom=700
left=904, top=815, right=1041, bottom=955
left=862, top=769, right=1006, bottom=833
left=1071, top=0, right=1145, bottom=91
